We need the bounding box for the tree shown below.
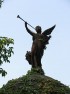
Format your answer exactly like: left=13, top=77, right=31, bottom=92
left=0, top=37, right=14, bottom=76
left=0, top=0, right=3, bottom=8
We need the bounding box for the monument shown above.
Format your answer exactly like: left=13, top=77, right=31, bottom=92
left=0, top=16, right=70, bottom=94
left=17, top=15, right=56, bottom=68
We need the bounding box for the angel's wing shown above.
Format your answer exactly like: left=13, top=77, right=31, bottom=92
left=42, top=25, right=56, bottom=35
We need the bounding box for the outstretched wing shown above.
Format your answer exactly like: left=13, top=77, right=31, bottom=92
left=42, top=25, right=56, bottom=35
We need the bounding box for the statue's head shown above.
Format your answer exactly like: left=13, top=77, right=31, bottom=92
left=35, top=26, right=42, bottom=34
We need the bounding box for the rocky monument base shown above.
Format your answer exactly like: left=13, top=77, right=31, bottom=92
left=0, top=68, right=70, bottom=94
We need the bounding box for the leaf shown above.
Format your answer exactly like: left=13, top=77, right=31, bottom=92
left=2, top=70, right=7, bottom=76
left=0, top=59, right=3, bottom=65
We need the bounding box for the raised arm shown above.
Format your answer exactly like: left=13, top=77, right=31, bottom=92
left=25, top=22, right=35, bottom=36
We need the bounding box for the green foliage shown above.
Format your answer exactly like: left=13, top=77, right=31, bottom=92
left=0, top=70, right=70, bottom=94
left=0, top=68, right=7, bottom=76
left=27, top=67, right=45, bottom=75
left=0, top=0, right=3, bottom=8
left=0, top=37, right=14, bottom=76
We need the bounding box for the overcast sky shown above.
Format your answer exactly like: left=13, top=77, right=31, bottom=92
left=0, top=0, right=70, bottom=88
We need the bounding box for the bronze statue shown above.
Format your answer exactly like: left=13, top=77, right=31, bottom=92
left=25, top=22, right=56, bottom=68
left=17, top=15, right=56, bottom=68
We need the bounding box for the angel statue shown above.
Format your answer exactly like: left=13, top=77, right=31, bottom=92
left=17, top=15, right=56, bottom=68
left=24, top=22, right=56, bottom=68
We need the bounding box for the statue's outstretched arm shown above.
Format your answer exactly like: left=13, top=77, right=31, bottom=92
left=42, top=25, right=56, bottom=35
left=25, top=22, right=35, bottom=36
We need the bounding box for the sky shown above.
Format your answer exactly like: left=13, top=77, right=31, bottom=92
left=0, top=0, right=70, bottom=88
